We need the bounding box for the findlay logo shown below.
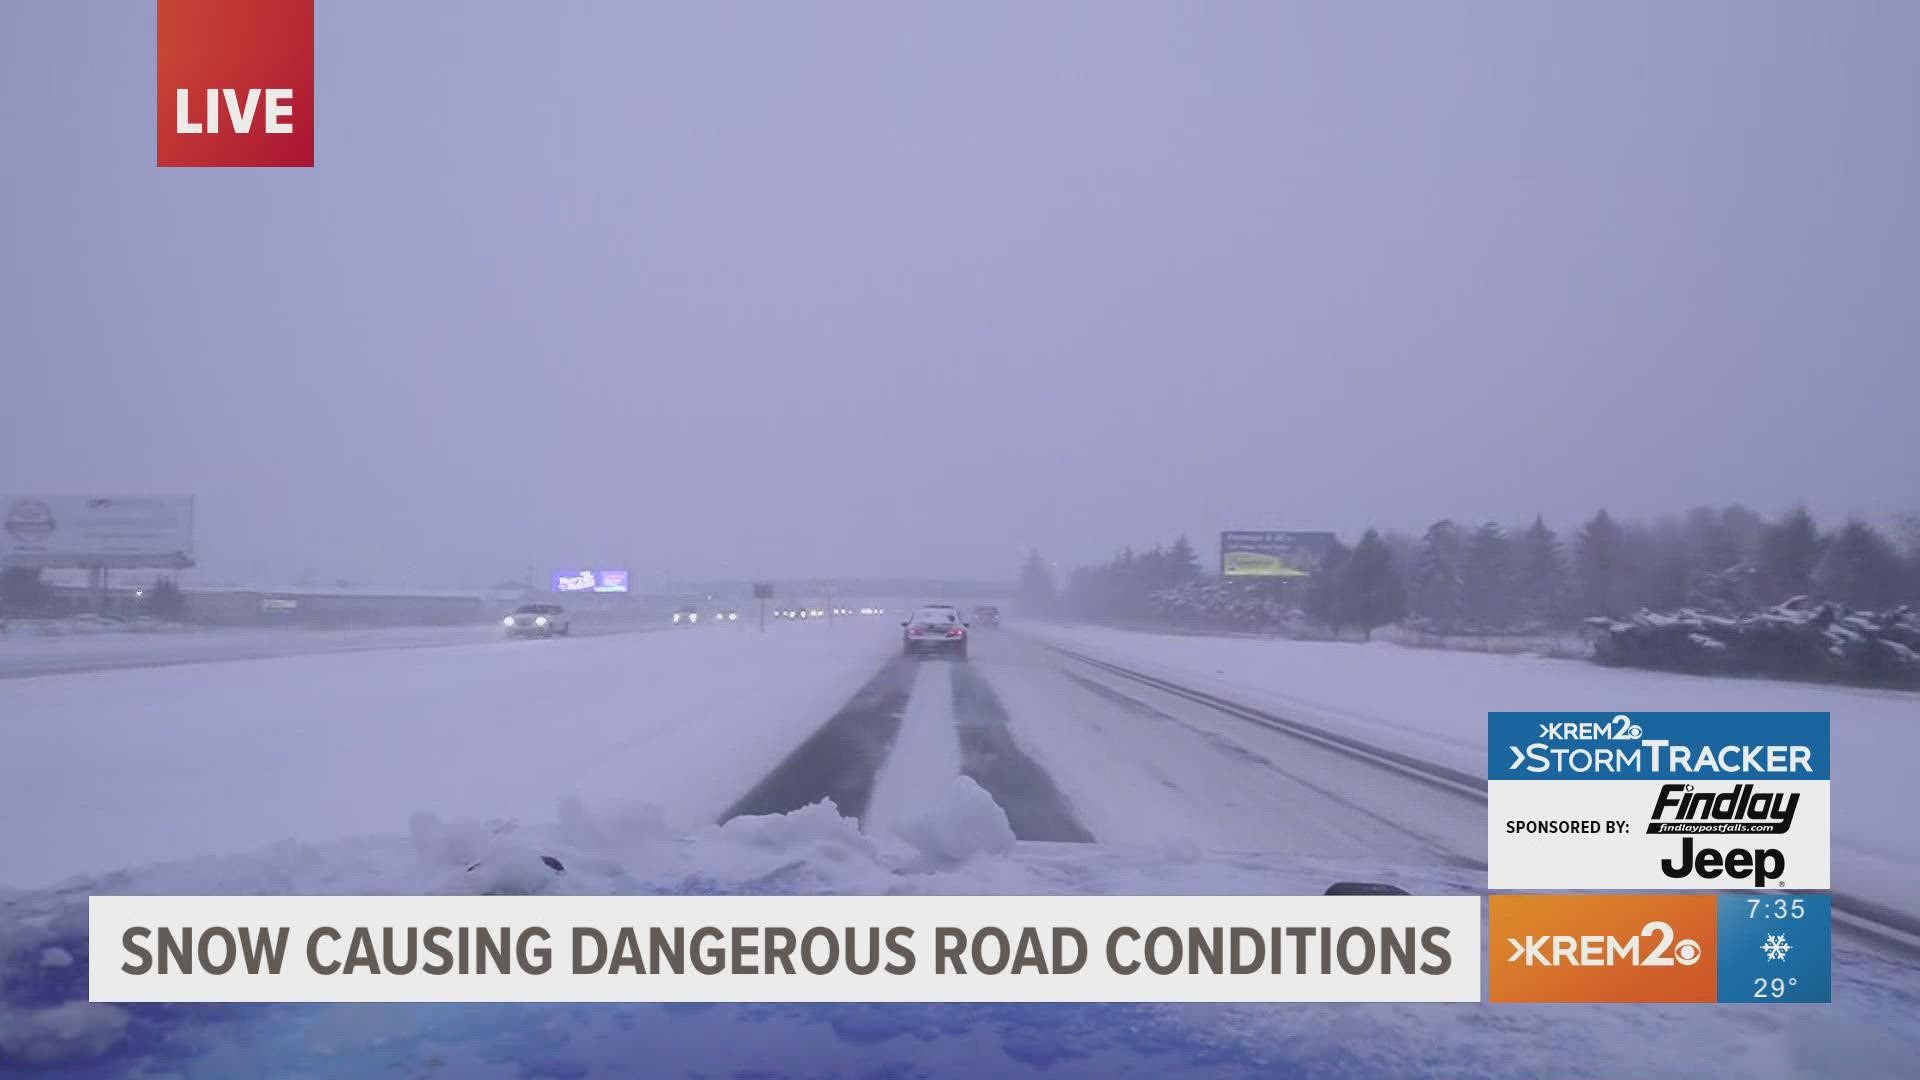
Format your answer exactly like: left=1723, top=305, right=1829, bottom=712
left=158, top=0, right=314, bottom=167
left=1651, top=784, right=1795, bottom=888
left=1648, top=783, right=1799, bottom=835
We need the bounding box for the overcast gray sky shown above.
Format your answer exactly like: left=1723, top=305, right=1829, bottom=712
left=4, top=2, right=1916, bottom=586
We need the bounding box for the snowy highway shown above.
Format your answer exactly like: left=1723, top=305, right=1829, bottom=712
left=5, top=616, right=1916, bottom=951
left=6, top=617, right=1490, bottom=893
left=7, top=615, right=1920, bottom=1076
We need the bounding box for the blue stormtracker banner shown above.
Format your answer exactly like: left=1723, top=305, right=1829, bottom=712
left=1486, top=713, right=1831, bottom=890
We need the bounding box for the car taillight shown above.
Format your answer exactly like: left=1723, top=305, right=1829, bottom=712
left=946, top=626, right=965, bottom=638
left=909, top=627, right=926, bottom=637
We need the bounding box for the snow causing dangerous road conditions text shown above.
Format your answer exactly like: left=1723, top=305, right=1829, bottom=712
left=1486, top=712, right=1830, bottom=891
left=90, top=895, right=1483, bottom=1003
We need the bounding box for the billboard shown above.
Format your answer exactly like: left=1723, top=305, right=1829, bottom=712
left=1219, top=530, right=1338, bottom=578
left=1, top=496, right=195, bottom=569
left=552, top=569, right=629, bottom=594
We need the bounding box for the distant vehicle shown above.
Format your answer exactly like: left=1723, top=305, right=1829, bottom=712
left=712, top=608, right=740, bottom=623
left=902, top=605, right=968, bottom=660
left=672, top=607, right=702, bottom=626
left=972, top=605, right=1001, bottom=628
left=504, top=603, right=570, bottom=638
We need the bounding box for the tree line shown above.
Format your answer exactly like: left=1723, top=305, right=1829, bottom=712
left=1017, top=506, right=1920, bottom=639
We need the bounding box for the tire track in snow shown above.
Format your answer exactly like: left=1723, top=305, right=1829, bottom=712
left=1059, top=668, right=1482, bottom=871
left=719, top=656, right=916, bottom=825
left=950, top=661, right=1094, bottom=843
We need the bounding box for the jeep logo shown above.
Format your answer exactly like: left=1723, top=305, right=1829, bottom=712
left=1659, top=836, right=1784, bottom=887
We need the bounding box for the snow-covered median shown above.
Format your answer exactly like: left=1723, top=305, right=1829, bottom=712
left=0, top=621, right=896, bottom=889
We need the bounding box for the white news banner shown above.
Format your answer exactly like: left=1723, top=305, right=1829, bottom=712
left=91, top=894, right=1481, bottom=1004
left=1486, top=712, right=1831, bottom=891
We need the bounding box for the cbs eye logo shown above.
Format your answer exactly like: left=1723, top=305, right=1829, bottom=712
left=157, top=0, right=314, bottom=167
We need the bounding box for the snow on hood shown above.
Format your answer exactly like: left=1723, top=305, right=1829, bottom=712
left=3, top=796, right=1917, bottom=1079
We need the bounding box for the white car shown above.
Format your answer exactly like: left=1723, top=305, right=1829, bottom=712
left=504, top=603, right=570, bottom=638
left=902, top=605, right=969, bottom=660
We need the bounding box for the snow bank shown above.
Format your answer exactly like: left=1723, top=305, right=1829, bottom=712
left=2, top=799, right=1914, bottom=1077
left=893, top=776, right=1017, bottom=862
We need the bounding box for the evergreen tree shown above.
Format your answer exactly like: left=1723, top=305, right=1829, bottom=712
left=1304, top=536, right=1353, bottom=635
left=1342, top=529, right=1405, bottom=641
left=1165, top=534, right=1203, bottom=583
left=1759, top=507, right=1822, bottom=601
left=1576, top=509, right=1626, bottom=617
left=1638, top=520, right=1690, bottom=611
left=1461, top=522, right=1513, bottom=630
left=1410, top=520, right=1466, bottom=631
left=1899, top=514, right=1920, bottom=604
left=1015, top=549, right=1056, bottom=615
left=1813, top=521, right=1904, bottom=609
left=1514, top=515, right=1570, bottom=626
left=0, top=567, right=53, bottom=613
left=140, top=578, right=188, bottom=621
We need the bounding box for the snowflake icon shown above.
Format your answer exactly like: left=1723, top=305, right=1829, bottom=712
left=1761, top=933, right=1793, bottom=962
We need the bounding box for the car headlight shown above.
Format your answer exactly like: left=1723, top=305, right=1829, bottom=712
left=535, top=616, right=548, bottom=626
left=503, top=616, right=515, bottom=626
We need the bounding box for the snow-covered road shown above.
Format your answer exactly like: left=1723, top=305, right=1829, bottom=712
left=1019, top=622, right=1920, bottom=929
left=0, top=622, right=653, bottom=679
left=5, top=616, right=1913, bottom=941
left=5, top=617, right=1919, bottom=1076
left=4, top=618, right=1494, bottom=892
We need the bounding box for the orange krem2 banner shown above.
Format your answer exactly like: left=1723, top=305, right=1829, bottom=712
left=1490, top=894, right=1719, bottom=1003
left=157, top=0, right=314, bottom=167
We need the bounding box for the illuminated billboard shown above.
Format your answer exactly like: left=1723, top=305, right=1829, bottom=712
left=1219, top=531, right=1338, bottom=578
left=552, top=569, right=630, bottom=594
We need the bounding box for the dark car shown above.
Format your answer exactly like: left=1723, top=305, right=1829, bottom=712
left=972, top=605, right=1001, bottom=628
left=503, top=603, right=570, bottom=638
left=902, top=605, right=968, bottom=660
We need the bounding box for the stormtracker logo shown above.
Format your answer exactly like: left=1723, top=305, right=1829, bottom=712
left=1647, top=783, right=1799, bottom=835
left=1487, top=712, right=1830, bottom=892
left=1504, top=739, right=1814, bottom=776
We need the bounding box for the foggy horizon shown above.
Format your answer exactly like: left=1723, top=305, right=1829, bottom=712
left=7, top=1, right=1917, bottom=587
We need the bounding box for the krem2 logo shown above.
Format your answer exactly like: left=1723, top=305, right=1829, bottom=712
left=1505, top=920, right=1702, bottom=968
